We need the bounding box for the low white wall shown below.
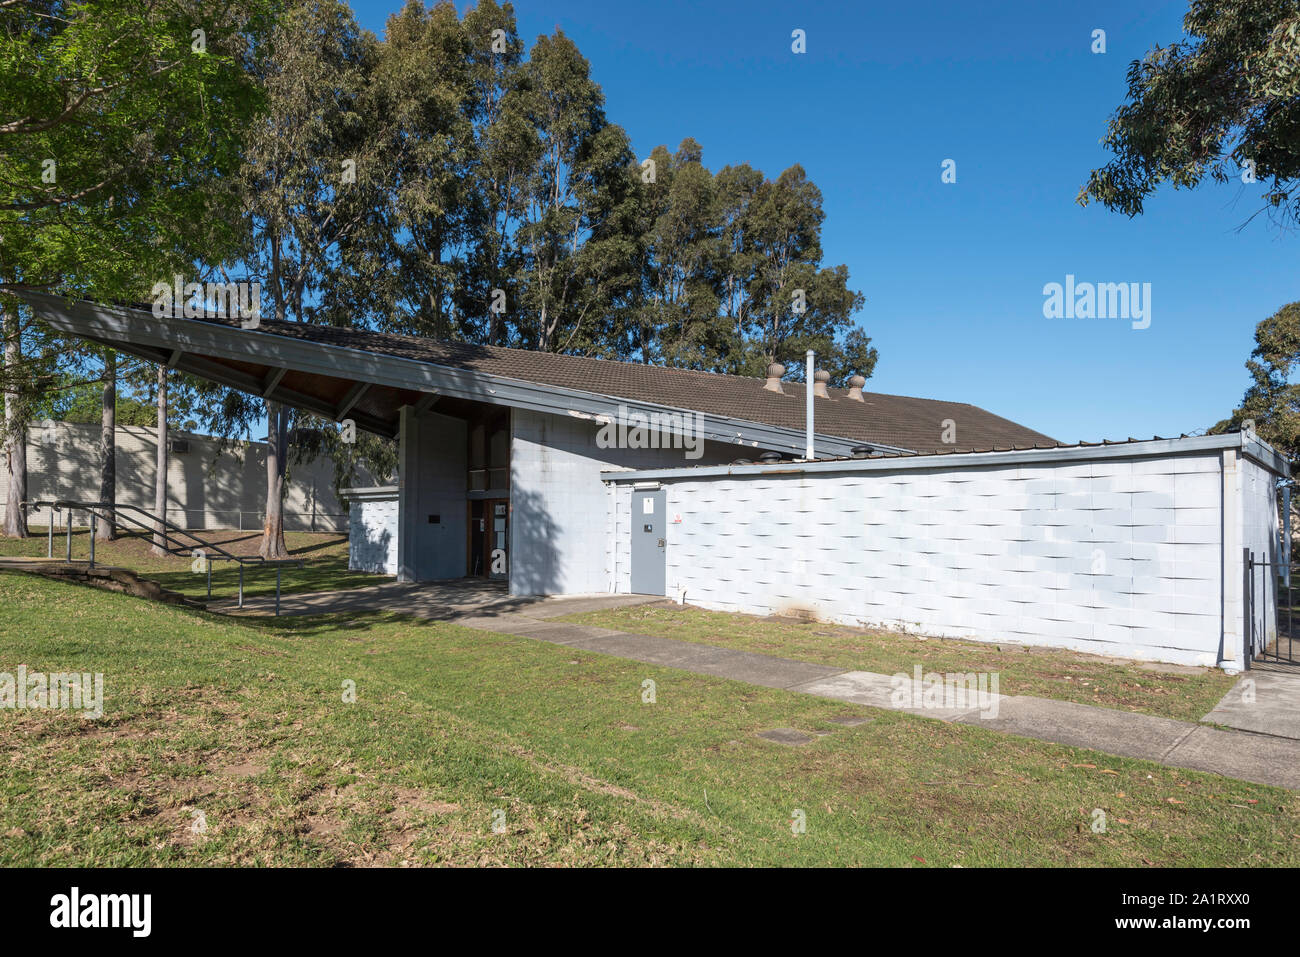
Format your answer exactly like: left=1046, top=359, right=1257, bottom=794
left=608, top=437, right=1287, bottom=668
left=348, top=490, right=398, bottom=575
left=4, top=421, right=352, bottom=532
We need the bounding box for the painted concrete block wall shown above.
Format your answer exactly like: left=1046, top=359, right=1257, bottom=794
left=509, top=409, right=735, bottom=596
left=349, top=495, right=398, bottom=575
left=3, top=421, right=354, bottom=531
left=398, top=410, right=467, bottom=581
left=616, top=452, right=1240, bottom=666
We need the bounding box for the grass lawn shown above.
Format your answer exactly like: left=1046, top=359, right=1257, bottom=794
left=1, top=571, right=1295, bottom=867
left=0, top=526, right=388, bottom=602
left=557, top=604, right=1238, bottom=724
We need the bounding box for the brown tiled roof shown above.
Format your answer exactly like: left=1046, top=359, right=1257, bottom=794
left=188, top=315, right=1056, bottom=454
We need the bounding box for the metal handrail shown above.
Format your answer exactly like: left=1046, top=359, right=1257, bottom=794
left=29, top=500, right=284, bottom=564
left=23, top=500, right=303, bottom=614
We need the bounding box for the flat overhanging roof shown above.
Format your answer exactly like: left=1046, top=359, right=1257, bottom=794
left=600, top=431, right=1291, bottom=482
left=17, top=292, right=915, bottom=455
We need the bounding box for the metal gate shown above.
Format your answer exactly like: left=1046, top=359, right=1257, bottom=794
left=1243, top=480, right=1299, bottom=667
left=1246, top=552, right=1298, bottom=666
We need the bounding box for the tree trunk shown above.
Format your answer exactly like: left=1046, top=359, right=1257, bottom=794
left=2, top=300, right=27, bottom=539
left=150, top=364, right=168, bottom=556
left=260, top=400, right=289, bottom=560
left=97, top=348, right=116, bottom=541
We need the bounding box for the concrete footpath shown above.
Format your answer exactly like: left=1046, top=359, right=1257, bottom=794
left=225, top=585, right=1300, bottom=791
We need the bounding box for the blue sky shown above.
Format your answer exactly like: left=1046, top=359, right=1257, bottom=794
left=352, top=0, right=1299, bottom=444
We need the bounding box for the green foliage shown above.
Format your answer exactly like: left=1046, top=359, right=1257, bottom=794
left=619, top=143, right=873, bottom=382
left=32, top=374, right=153, bottom=426
left=291, top=423, right=397, bottom=513
left=339, top=0, right=478, bottom=341
left=232, top=0, right=378, bottom=327
left=1226, top=301, right=1300, bottom=460
left=31, top=370, right=194, bottom=428
left=0, top=0, right=274, bottom=298
left=1080, top=0, right=1300, bottom=227
left=0, top=0, right=275, bottom=467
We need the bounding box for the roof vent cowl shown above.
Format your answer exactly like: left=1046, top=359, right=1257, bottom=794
left=813, top=369, right=831, bottom=399
left=846, top=375, right=866, bottom=402
left=763, top=362, right=785, bottom=393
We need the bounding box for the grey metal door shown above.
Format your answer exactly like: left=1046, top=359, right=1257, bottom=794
left=631, top=490, right=666, bottom=595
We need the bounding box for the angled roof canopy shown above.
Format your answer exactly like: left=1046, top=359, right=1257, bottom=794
left=18, top=291, right=1055, bottom=456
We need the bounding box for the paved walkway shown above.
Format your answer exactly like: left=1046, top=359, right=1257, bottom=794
left=218, top=582, right=1300, bottom=791
left=1201, top=665, right=1300, bottom=740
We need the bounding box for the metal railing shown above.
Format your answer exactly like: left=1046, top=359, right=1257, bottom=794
left=27, top=507, right=347, bottom=533
left=24, top=500, right=303, bottom=615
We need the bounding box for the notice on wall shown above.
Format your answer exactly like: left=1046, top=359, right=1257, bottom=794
left=642, top=497, right=654, bottom=514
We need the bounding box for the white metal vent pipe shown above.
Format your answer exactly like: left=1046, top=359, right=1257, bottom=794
left=805, top=349, right=815, bottom=460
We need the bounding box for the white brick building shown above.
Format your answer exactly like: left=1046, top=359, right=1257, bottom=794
left=26, top=291, right=1289, bottom=670
left=604, top=434, right=1284, bottom=669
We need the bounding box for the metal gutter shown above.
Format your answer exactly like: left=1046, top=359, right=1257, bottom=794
left=1241, top=431, right=1292, bottom=477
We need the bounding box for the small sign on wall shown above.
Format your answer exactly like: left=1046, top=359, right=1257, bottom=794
left=642, top=496, right=655, bottom=514
left=671, top=514, right=682, bottom=524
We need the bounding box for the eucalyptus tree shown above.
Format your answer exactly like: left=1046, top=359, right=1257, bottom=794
left=706, top=162, right=872, bottom=383
left=1215, top=302, right=1300, bottom=462
left=461, top=0, right=530, bottom=346
left=512, top=30, right=638, bottom=354
left=316, top=0, right=476, bottom=342
left=1080, top=0, right=1300, bottom=229
left=96, top=347, right=116, bottom=539
left=712, top=162, right=764, bottom=372
left=218, top=0, right=384, bottom=559
left=618, top=139, right=728, bottom=368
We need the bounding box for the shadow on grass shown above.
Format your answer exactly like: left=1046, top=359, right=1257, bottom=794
left=287, top=536, right=348, bottom=557
left=200, top=604, right=447, bottom=641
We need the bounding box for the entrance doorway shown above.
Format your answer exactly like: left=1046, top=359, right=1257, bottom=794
left=469, top=499, right=509, bottom=580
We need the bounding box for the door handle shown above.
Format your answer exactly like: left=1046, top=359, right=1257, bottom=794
left=657, top=538, right=665, bottom=548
